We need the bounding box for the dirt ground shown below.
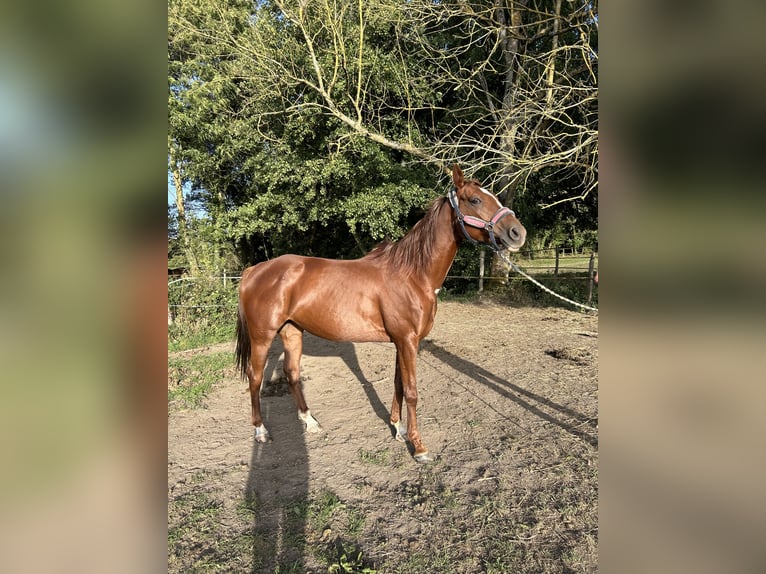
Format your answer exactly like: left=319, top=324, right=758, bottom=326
left=168, top=300, right=598, bottom=573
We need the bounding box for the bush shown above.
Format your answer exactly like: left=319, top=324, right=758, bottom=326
left=168, top=276, right=239, bottom=351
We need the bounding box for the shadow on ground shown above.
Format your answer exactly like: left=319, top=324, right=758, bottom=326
left=245, top=334, right=392, bottom=572
left=421, top=339, right=597, bottom=448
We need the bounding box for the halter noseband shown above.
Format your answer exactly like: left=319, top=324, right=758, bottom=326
left=448, top=187, right=515, bottom=252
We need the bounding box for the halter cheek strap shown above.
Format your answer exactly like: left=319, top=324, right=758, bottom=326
left=448, top=187, right=515, bottom=252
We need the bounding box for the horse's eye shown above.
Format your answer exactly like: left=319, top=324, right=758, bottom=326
left=469, top=197, right=481, bottom=205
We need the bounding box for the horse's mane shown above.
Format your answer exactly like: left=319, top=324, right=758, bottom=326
left=363, top=196, right=450, bottom=276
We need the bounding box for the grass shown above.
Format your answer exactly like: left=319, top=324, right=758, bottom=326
left=517, top=253, right=597, bottom=274
left=168, top=321, right=234, bottom=352
left=440, top=267, right=598, bottom=310
left=168, top=472, right=256, bottom=573
left=279, top=489, right=377, bottom=573
left=306, top=489, right=344, bottom=530
left=392, top=550, right=456, bottom=574
left=328, top=547, right=378, bottom=573
left=358, top=447, right=391, bottom=466
left=169, top=417, right=597, bottom=574
left=168, top=351, right=232, bottom=409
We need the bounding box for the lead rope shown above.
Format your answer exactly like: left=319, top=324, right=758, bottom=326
left=495, top=250, right=599, bottom=314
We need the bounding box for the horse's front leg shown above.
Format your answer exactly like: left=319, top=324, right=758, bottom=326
left=395, top=337, right=433, bottom=463
left=389, top=358, right=407, bottom=442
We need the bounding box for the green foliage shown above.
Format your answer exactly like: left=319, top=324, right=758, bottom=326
left=307, top=489, right=345, bottom=530
left=513, top=165, right=598, bottom=256
left=343, top=181, right=433, bottom=241
left=496, top=274, right=598, bottom=309
left=169, top=0, right=597, bottom=271
left=168, top=276, right=238, bottom=352
left=328, top=546, right=378, bottom=574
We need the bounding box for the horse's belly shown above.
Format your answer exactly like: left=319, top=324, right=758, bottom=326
left=290, top=289, right=390, bottom=343
left=303, top=321, right=391, bottom=343
left=295, top=310, right=391, bottom=342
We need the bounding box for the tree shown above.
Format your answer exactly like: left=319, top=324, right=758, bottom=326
left=168, top=0, right=597, bottom=272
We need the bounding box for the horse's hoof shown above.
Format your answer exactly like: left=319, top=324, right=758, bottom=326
left=306, top=421, right=322, bottom=434
left=299, top=410, right=322, bottom=433
left=254, top=425, right=270, bottom=443
left=414, top=451, right=434, bottom=464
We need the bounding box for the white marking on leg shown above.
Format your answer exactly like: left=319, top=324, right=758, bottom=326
left=299, top=409, right=322, bottom=433
left=391, top=420, right=408, bottom=442
left=254, top=424, right=270, bottom=443
left=434, top=288, right=440, bottom=295
left=414, top=451, right=434, bottom=464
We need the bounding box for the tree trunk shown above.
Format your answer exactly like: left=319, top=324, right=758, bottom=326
left=170, top=161, right=200, bottom=276
left=487, top=0, right=527, bottom=290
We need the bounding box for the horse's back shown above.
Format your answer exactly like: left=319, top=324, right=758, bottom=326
left=241, top=254, right=375, bottom=293
left=239, top=254, right=392, bottom=342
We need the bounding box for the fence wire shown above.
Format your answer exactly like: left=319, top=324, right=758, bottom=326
left=168, top=250, right=597, bottom=312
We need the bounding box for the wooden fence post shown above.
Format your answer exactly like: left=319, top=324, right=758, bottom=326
left=587, top=253, right=595, bottom=304
left=554, top=247, right=560, bottom=276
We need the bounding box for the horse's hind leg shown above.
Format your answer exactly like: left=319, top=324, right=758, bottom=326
left=247, top=338, right=273, bottom=443
left=279, top=322, right=321, bottom=433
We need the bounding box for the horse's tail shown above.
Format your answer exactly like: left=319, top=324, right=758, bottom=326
left=235, top=302, right=251, bottom=381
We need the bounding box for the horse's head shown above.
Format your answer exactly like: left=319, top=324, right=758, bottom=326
left=449, top=164, right=527, bottom=252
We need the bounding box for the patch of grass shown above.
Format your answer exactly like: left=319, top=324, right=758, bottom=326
left=167, top=278, right=238, bottom=352
left=236, top=490, right=258, bottom=519
left=280, top=489, right=380, bottom=573
left=392, top=550, right=455, bottom=574
left=493, top=273, right=598, bottom=309
left=358, top=447, right=391, bottom=466
left=439, top=271, right=598, bottom=310
left=345, top=508, right=365, bottom=537
left=484, top=558, right=513, bottom=574
left=169, top=482, right=255, bottom=572
left=437, top=286, right=483, bottom=302
left=168, top=351, right=232, bottom=409
left=169, top=452, right=596, bottom=574
left=168, top=489, right=222, bottom=544
left=307, top=489, right=344, bottom=530
left=168, top=321, right=235, bottom=353
left=327, top=539, right=378, bottom=573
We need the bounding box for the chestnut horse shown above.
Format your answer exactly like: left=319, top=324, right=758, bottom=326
left=235, top=164, right=526, bottom=462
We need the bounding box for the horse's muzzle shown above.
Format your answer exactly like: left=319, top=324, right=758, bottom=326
left=502, top=222, right=526, bottom=251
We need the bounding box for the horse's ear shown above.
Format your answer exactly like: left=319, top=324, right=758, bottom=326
left=452, top=164, right=464, bottom=189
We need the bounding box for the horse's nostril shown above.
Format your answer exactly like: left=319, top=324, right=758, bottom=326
left=509, top=227, right=520, bottom=240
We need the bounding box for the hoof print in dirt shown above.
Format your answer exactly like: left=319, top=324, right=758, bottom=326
left=545, top=347, right=592, bottom=366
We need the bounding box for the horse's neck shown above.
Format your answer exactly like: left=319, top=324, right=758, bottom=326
left=422, top=201, right=460, bottom=290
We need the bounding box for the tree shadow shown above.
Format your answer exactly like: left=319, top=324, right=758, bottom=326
left=420, top=339, right=598, bottom=448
